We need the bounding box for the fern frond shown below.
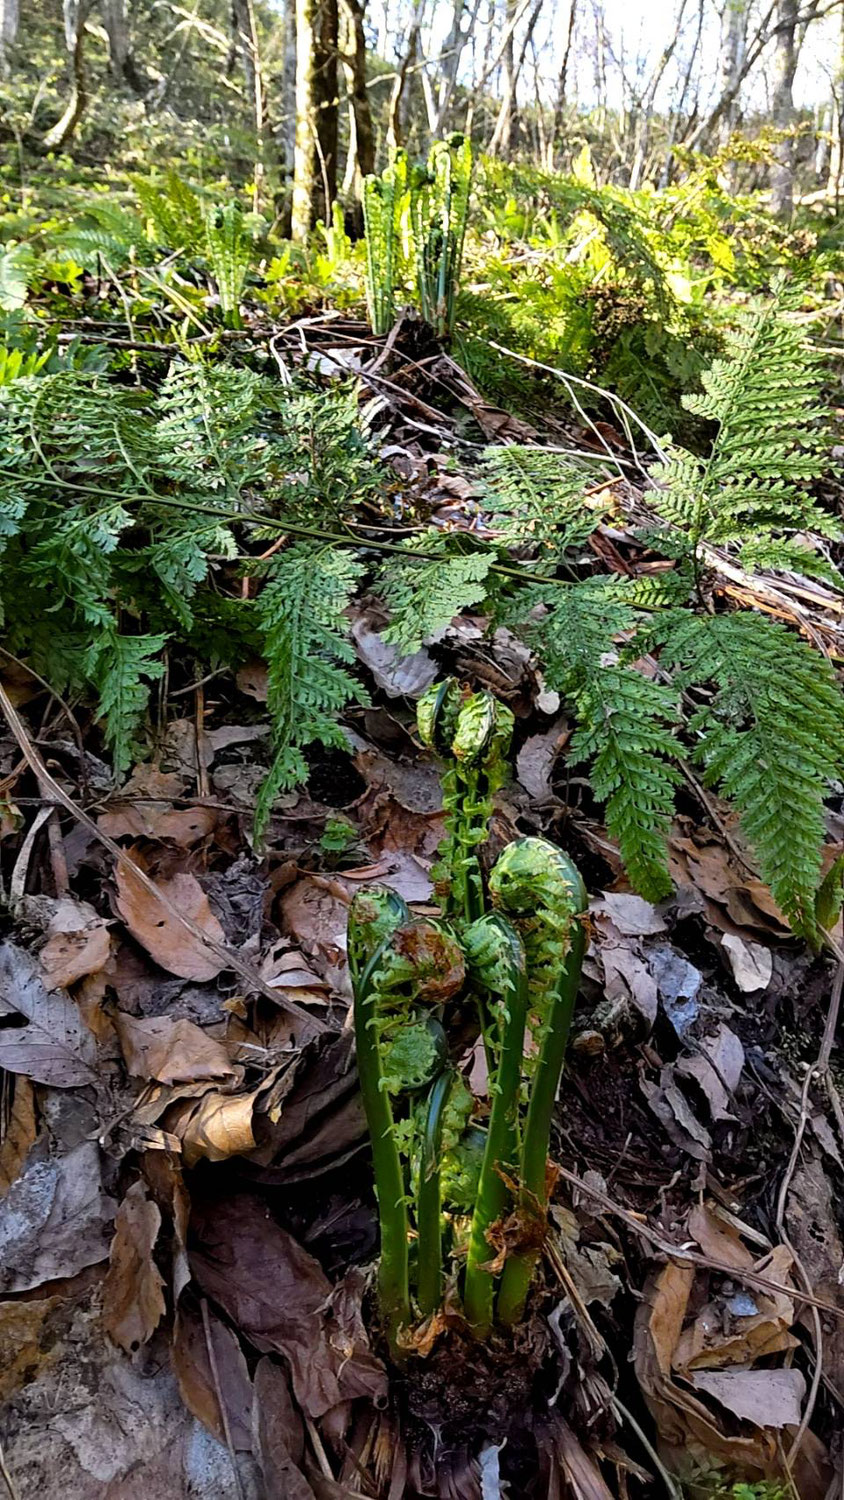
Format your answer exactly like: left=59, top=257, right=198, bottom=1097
left=662, top=610, right=844, bottom=937
left=516, top=579, right=680, bottom=898
left=86, top=630, right=168, bottom=776
left=203, top=202, right=253, bottom=327
left=255, top=545, right=368, bottom=837
left=654, top=284, right=837, bottom=550
left=133, top=171, right=206, bottom=253
left=481, top=446, right=606, bottom=561
left=380, top=541, right=493, bottom=655
left=363, top=153, right=408, bottom=336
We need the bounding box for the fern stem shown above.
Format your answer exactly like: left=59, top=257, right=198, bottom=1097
left=352, top=943, right=411, bottom=1357
left=416, top=1068, right=454, bottom=1318
left=497, top=916, right=585, bottom=1328
left=462, top=914, right=528, bottom=1338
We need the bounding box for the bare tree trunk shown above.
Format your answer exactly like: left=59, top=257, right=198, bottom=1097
left=430, top=0, right=483, bottom=136
left=551, top=0, right=577, bottom=164
left=0, top=0, right=20, bottom=75
left=102, top=0, right=144, bottom=90
left=489, top=0, right=516, bottom=156
left=659, top=0, right=704, bottom=185
left=387, top=0, right=427, bottom=147
left=340, top=0, right=375, bottom=203
left=828, top=2, right=844, bottom=203
left=278, top=0, right=297, bottom=178
left=291, top=0, right=338, bottom=238
left=43, top=0, right=89, bottom=148
left=717, top=0, right=748, bottom=145
left=770, top=0, right=798, bottom=217
left=628, top=0, right=688, bottom=189
left=231, top=0, right=266, bottom=209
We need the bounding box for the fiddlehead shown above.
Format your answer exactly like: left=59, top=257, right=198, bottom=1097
left=488, top=837, right=587, bottom=1326
left=349, top=892, right=464, bottom=1352
left=461, top=912, right=528, bottom=1336
left=417, top=678, right=514, bottom=928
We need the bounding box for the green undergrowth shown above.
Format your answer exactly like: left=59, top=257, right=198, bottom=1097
left=1, top=157, right=843, bottom=945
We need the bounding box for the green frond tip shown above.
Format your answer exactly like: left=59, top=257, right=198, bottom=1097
left=654, top=284, right=838, bottom=555
left=662, top=610, right=844, bottom=940
left=254, top=545, right=368, bottom=841
left=514, top=578, right=680, bottom=901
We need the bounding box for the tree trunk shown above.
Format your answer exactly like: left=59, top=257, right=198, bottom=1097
left=551, top=0, right=577, bottom=164
left=828, top=2, right=844, bottom=204
left=770, top=0, right=798, bottom=218
left=0, top=0, right=19, bottom=75
left=717, top=0, right=747, bottom=145
left=489, top=0, right=516, bottom=156
left=340, top=0, right=375, bottom=208
left=102, top=0, right=144, bottom=90
left=291, top=0, right=338, bottom=238
left=231, top=0, right=266, bottom=209
left=43, top=0, right=88, bottom=148
left=387, top=0, right=426, bottom=148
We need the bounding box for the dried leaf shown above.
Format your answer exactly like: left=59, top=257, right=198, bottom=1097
left=690, top=1369, right=805, bottom=1429
left=116, top=1013, right=237, bottom=1084
left=167, top=1086, right=257, bottom=1167
left=350, top=618, right=437, bottom=699
left=39, top=897, right=111, bottom=989
left=721, top=934, right=773, bottom=993
left=591, top=893, right=667, bottom=936
left=103, top=1181, right=166, bottom=1352
left=190, top=1193, right=386, bottom=1417
left=173, top=1292, right=253, bottom=1450
left=0, top=1076, right=37, bottom=1197
left=252, top=1356, right=316, bottom=1500
left=676, top=1025, right=745, bottom=1122
left=100, top=803, right=217, bottom=847
left=115, top=856, right=226, bottom=981
left=515, top=721, right=568, bottom=801
left=0, top=941, right=98, bottom=1088
left=641, top=1068, right=712, bottom=1161
left=687, top=1204, right=755, bottom=1271
left=0, top=1137, right=113, bottom=1293
left=0, top=1296, right=63, bottom=1401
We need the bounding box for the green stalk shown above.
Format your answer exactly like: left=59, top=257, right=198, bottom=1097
left=488, top=837, right=587, bottom=1329
left=416, top=1068, right=455, bottom=1317
left=497, top=919, right=585, bottom=1327
left=462, top=914, right=528, bottom=1337
left=353, top=941, right=411, bottom=1356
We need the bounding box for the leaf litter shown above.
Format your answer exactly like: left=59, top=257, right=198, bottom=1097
left=0, top=381, right=843, bottom=1500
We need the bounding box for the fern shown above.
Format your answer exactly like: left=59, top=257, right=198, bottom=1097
left=513, top=578, right=680, bottom=899
left=204, top=201, right=254, bottom=328
left=255, top=545, right=368, bottom=837
left=87, top=630, right=168, bottom=776
left=380, top=540, right=493, bottom=655
left=133, top=171, right=206, bottom=254
left=481, top=446, right=607, bottom=563
left=654, top=282, right=838, bottom=564
left=661, top=611, right=844, bottom=938
left=410, top=135, right=473, bottom=338
left=363, top=153, right=408, bottom=336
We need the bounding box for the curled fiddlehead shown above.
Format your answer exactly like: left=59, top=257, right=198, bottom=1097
left=488, top=837, right=587, bottom=1326
left=349, top=890, right=464, bottom=1352
left=417, top=678, right=514, bottom=928
left=461, top=912, right=528, bottom=1336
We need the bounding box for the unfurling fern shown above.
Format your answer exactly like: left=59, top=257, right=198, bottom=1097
left=410, top=134, right=473, bottom=338
left=661, top=611, right=844, bottom=939
left=513, top=578, right=680, bottom=900
left=654, top=280, right=840, bottom=577
left=363, top=152, right=408, bottom=336
left=254, top=545, right=368, bottom=838
left=204, top=201, right=254, bottom=328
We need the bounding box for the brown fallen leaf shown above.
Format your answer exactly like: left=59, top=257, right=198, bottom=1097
left=172, top=1290, right=253, bottom=1450
left=0, top=1076, right=37, bottom=1198
left=252, top=1356, right=316, bottom=1500
left=115, top=852, right=226, bottom=981
left=39, top=897, right=111, bottom=989
left=100, top=803, right=217, bottom=847
left=687, top=1203, right=756, bottom=1272
left=0, top=1296, right=63, bottom=1401
left=690, top=1369, right=805, bottom=1429
left=190, top=1193, right=386, bottom=1417
left=0, top=941, right=98, bottom=1089
left=166, top=1085, right=258, bottom=1167
left=116, top=1013, right=238, bottom=1085
left=103, top=1180, right=166, bottom=1353
left=0, top=1136, right=113, bottom=1293
left=673, top=1244, right=798, bottom=1372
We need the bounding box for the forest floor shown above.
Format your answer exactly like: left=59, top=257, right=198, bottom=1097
left=2, top=223, right=844, bottom=1499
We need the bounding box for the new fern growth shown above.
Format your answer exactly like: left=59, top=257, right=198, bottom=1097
left=350, top=681, right=587, bottom=1351
left=363, top=152, right=408, bottom=336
